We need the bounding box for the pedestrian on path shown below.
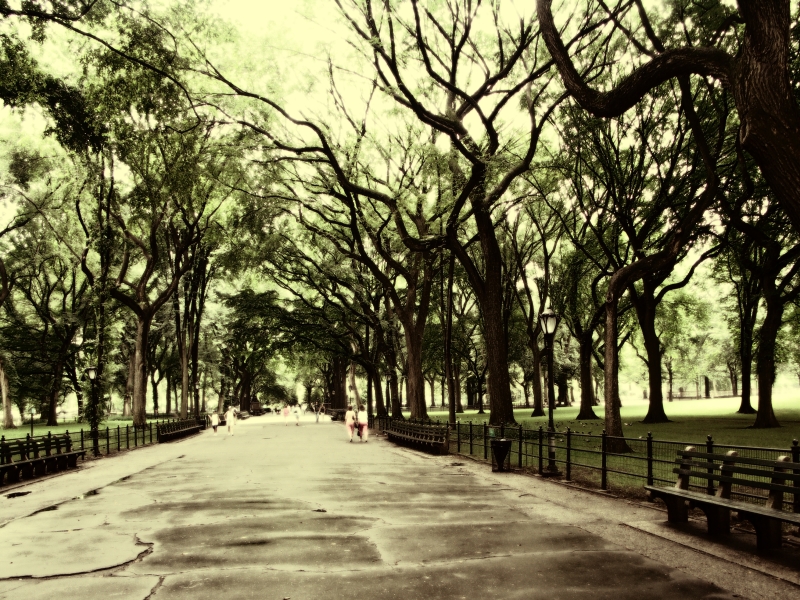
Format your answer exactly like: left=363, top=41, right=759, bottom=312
left=225, top=406, right=237, bottom=435
left=293, top=405, right=300, bottom=426
left=344, top=405, right=356, bottom=442
left=357, top=405, right=369, bottom=442
left=210, top=412, right=219, bottom=435
left=282, top=404, right=290, bottom=426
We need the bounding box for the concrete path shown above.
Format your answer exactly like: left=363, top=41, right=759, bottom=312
left=1, top=415, right=798, bottom=599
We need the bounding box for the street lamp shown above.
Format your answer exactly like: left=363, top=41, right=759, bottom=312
left=85, top=365, right=100, bottom=457
left=30, top=408, right=35, bottom=437
left=539, top=305, right=561, bottom=476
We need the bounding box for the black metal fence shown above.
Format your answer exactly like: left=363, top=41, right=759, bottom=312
left=1, top=417, right=206, bottom=458
left=374, top=416, right=800, bottom=512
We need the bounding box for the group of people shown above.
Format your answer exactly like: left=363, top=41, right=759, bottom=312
left=209, top=402, right=369, bottom=443
left=209, top=406, right=238, bottom=435
left=344, top=405, right=369, bottom=442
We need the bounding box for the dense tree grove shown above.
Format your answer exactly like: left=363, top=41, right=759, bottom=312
left=1, top=0, right=800, bottom=434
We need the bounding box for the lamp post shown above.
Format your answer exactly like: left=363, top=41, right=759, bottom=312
left=539, top=306, right=561, bottom=476
left=85, top=366, right=100, bottom=457
left=29, top=409, right=34, bottom=437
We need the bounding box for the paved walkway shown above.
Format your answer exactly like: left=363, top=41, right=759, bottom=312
left=1, top=415, right=798, bottom=599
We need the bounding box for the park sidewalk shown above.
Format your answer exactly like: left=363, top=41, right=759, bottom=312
left=0, top=414, right=797, bottom=599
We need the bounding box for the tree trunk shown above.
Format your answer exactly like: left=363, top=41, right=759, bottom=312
left=151, top=370, right=160, bottom=415
left=46, top=350, right=68, bottom=426
left=604, top=301, right=629, bottom=451
left=1, top=358, right=14, bottom=428
left=403, top=329, right=428, bottom=419
left=132, top=315, right=152, bottom=428
left=753, top=295, right=782, bottom=428
left=454, top=362, right=463, bottom=413
left=123, top=350, right=134, bottom=417
left=482, top=281, right=515, bottom=424
left=577, top=334, right=599, bottom=420
left=369, top=364, right=386, bottom=417
left=635, top=292, right=669, bottom=423
left=738, top=322, right=757, bottom=413
left=530, top=343, right=545, bottom=417
left=429, top=378, right=435, bottom=409
left=165, top=371, right=172, bottom=416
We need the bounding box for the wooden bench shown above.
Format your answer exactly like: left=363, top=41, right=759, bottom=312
left=0, top=433, right=85, bottom=485
left=645, top=446, right=800, bottom=550
left=386, top=421, right=449, bottom=455
left=157, top=419, right=201, bottom=443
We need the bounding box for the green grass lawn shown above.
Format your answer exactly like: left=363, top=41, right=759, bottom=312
left=416, top=395, right=800, bottom=450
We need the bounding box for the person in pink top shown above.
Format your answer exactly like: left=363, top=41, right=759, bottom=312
left=344, top=405, right=356, bottom=442
left=357, top=406, right=369, bottom=442
left=282, top=404, right=290, bottom=425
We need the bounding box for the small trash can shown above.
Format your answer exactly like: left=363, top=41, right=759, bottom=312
left=490, top=438, right=513, bottom=472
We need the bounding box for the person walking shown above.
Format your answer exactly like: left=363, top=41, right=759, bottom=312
left=293, top=405, right=300, bottom=426
left=344, top=405, right=356, bottom=442
left=282, top=404, right=290, bottom=425
left=210, top=412, right=219, bottom=435
left=225, top=405, right=237, bottom=436
left=357, top=405, right=369, bottom=442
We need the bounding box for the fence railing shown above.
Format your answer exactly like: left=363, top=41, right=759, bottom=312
left=374, top=416, right=800, bottom=512
left=1, top=417, right=208, bottom=458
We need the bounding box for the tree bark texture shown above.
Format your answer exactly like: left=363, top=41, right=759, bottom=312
left=633, top=291, right=669, bottom=423
left=603, top=301, right=628, bottom=450
left=577, top=334, right=599, bottom=420
left=132, top=315, right=152, bottom=428
left=754, top=293, right=783, bottom=427
left=1, top=358, right=14, bottom=428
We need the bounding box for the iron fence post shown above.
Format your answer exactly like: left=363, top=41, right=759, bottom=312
left=706, top=435, right=714, bottom=495
left=457, top=421, right=461, bottom=453
left=117, top=425, right=120, bottom=451
left=469, top=421, right=473, bottom=455
left=518, top=425, right=523, bottom=468
left=106, top=426, right=110, bottom=455
left=483, top=422, right=488, bottom=460
left=126, top=425, right=129, bottom=449
left=80, top=429, right=84, bottom=451
left=792, top=439, right=799, bottom=513
left=566, top=428, right=571, bottom=481
left=646, top=432, right=654, bottom=486
left=601, top=429, right=607, bottom=490
left=538, top=426, right=543, bottom=474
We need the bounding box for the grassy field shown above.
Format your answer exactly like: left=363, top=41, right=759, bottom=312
left=417, top=395, right=800, bottom=450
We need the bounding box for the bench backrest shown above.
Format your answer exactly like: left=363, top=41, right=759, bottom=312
left=674, top=447, right=799, bottom=505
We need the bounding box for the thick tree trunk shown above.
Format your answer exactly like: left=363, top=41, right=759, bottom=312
left=368, top=364, right=386, bottom=417
left=634, top=292, right=669, bottom=423
left=403, top=329, right=428, bottom=419
left=577, top=334, right=598, bottom=420
left=753, top=296, right=782, bottom=428
left=482, top=280, right=515, bottom=424
left=132, top=316, right=152, bottom=428
left=604, top=301, right=628, bottom=451
left=1, top=358, right=14, bottom=428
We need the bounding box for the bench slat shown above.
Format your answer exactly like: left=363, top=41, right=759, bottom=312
left=679, top=451, right=797, bottom=469
left=672, top=468, right=799, bottom=495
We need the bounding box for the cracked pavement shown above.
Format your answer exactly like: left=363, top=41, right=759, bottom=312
left=1, top=415, right=798, bottom=599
